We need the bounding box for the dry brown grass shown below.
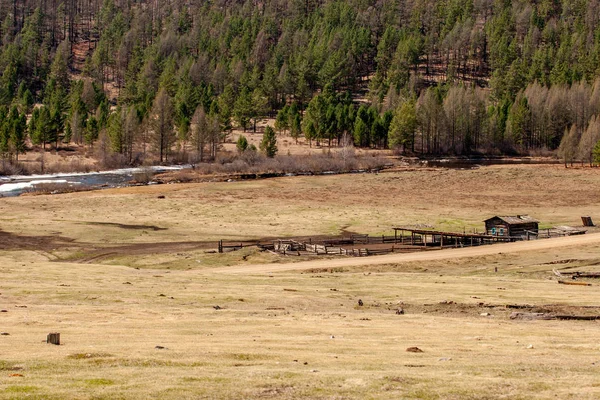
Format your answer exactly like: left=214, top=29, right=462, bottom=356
left=1, top=245, right=600, bottom=399
left=2, top=164, right=600, bottom=398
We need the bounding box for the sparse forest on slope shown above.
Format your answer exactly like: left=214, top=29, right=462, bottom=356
left=1, top=0, right=600, bottom=170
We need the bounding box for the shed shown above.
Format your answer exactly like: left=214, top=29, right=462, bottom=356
left=484, top=215, right=539, bottom=238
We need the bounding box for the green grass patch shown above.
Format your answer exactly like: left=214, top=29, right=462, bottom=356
left=180, top=376, right=229, bottom=384
left=5, top=385, right=38, bottom=393
left=67, top=353, right=114, bottom=360
left=230, top=353, right=268, bottom=361
left=0, top=360, right=21, bottom=371
left=84, top=378, right=115, bottom=386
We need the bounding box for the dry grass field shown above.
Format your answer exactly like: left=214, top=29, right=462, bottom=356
left=2, top=164, right=600, bottom=399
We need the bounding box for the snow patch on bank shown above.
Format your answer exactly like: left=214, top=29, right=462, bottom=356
left=0, top=179, right=72, bottom=193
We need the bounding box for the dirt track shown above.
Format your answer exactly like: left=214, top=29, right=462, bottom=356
left=213, top=232, right=600, bottom=274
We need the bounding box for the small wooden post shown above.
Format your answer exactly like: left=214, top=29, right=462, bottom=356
left=218, top=240, right=223, bottom=253
left=394, top=229, right=398, bottom=243
left=47, top=332, right=60, bottom=345
left=440, top=235, right=444, bottom=249
left=582, top=216, right=595, bottom=227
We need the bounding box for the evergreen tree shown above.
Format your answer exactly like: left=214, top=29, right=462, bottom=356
left=593, top=139, right=600, bottom=165
left=275, top=106, right=290, bottom=134
left=389, top=99, right=417, bottom=152
left=85, top=116, right=100, bottom=147
left=353, top=118, right=369, bottom=148
left=260, top=126, right=278, bottom=158
left=8, top=107, right=27, bottom=160
left=234, top=87, right=253, bottom=132
left=0, top=107, right=8, bottom=157
left=108, top=107, right=125, bottom=154
left=31, top=107, right=53, bottom=149
left=291, top=113, right=302, bottom=144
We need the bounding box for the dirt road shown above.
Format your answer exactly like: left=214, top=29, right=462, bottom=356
left=213, top=232, right=600, bottom=274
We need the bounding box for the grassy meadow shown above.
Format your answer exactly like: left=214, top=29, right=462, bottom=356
left=1, top=164, right=600, bottom=399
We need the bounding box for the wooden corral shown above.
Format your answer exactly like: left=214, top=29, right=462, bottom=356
left=218, top=217, right=586, bottom=258
left=218, top=240, right=272, bottom=253
left=276, top=235, right=424, bottom=257
left=393, top=228, right=511, bottom=248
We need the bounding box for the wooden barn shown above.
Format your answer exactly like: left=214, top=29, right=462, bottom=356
left=484, top=215, right=539, bottom=238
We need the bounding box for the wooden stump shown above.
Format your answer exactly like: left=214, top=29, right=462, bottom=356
left=582, top=216, right=595, bottom=227
left=47, top=332, right=60, bottom=345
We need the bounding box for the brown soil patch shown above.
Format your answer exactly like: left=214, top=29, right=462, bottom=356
left=0, top=229, right=75, bottom=252
left=386, top=301, right=600, bottom=319
left=82, top=222, right=168, bottom=231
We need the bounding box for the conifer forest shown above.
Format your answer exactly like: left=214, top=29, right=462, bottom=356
left=1, top=0, right=600, bottom=166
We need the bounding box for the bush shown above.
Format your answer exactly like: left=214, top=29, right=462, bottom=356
left=0, top=160, right=25, bottom=176
left=170, top=151, right=388, bottom=179
left=132, top=167, right=155, bottom=184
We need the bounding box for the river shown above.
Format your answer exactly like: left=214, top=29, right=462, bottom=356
left=0, top=165, right=190, bottom=197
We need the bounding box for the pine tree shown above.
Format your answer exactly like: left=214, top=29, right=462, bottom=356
left=260, top=126, right=278, bottom=158
left=275, top=106, right=290, bottom=134
left=291, top=113, right=302, bottom=144
left=389, top=99, right=417, bottom=152
left=191, top=105, right=208, bottom=162
left=593, top=140, right=600, bottom=165
left=233, top=87, right=253, bottom=132
left=85, top=116, right=100, bottom=147
left=8, top=107, right=27, bottom=160
left=0, top=107, right=9, bottom=157
left=353, top=118, right=369, bottom=148
left=108, top=107, right=124, bottom=154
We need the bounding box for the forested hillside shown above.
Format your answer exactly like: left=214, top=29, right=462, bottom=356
left=1, top=0, right=600, bottom=167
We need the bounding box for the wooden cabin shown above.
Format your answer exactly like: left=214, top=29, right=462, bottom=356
left=484, top=216, right=539, bottom=238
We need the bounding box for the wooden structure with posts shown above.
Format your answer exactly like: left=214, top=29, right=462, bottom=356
left=392, top=227, right=511, bottom=249
left=217, top=215, right=586, bottom=258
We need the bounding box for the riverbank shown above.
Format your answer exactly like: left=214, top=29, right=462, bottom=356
left=0, top=155, right=570, bottom=198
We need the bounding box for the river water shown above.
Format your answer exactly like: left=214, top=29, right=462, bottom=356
left=0, top=165, right=190, bottom=197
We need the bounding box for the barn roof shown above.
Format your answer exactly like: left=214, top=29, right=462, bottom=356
left=484, top=215, right=539, bottom=225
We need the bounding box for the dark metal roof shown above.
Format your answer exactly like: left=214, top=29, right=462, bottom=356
left=484, top=215, right=539, bottom=224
